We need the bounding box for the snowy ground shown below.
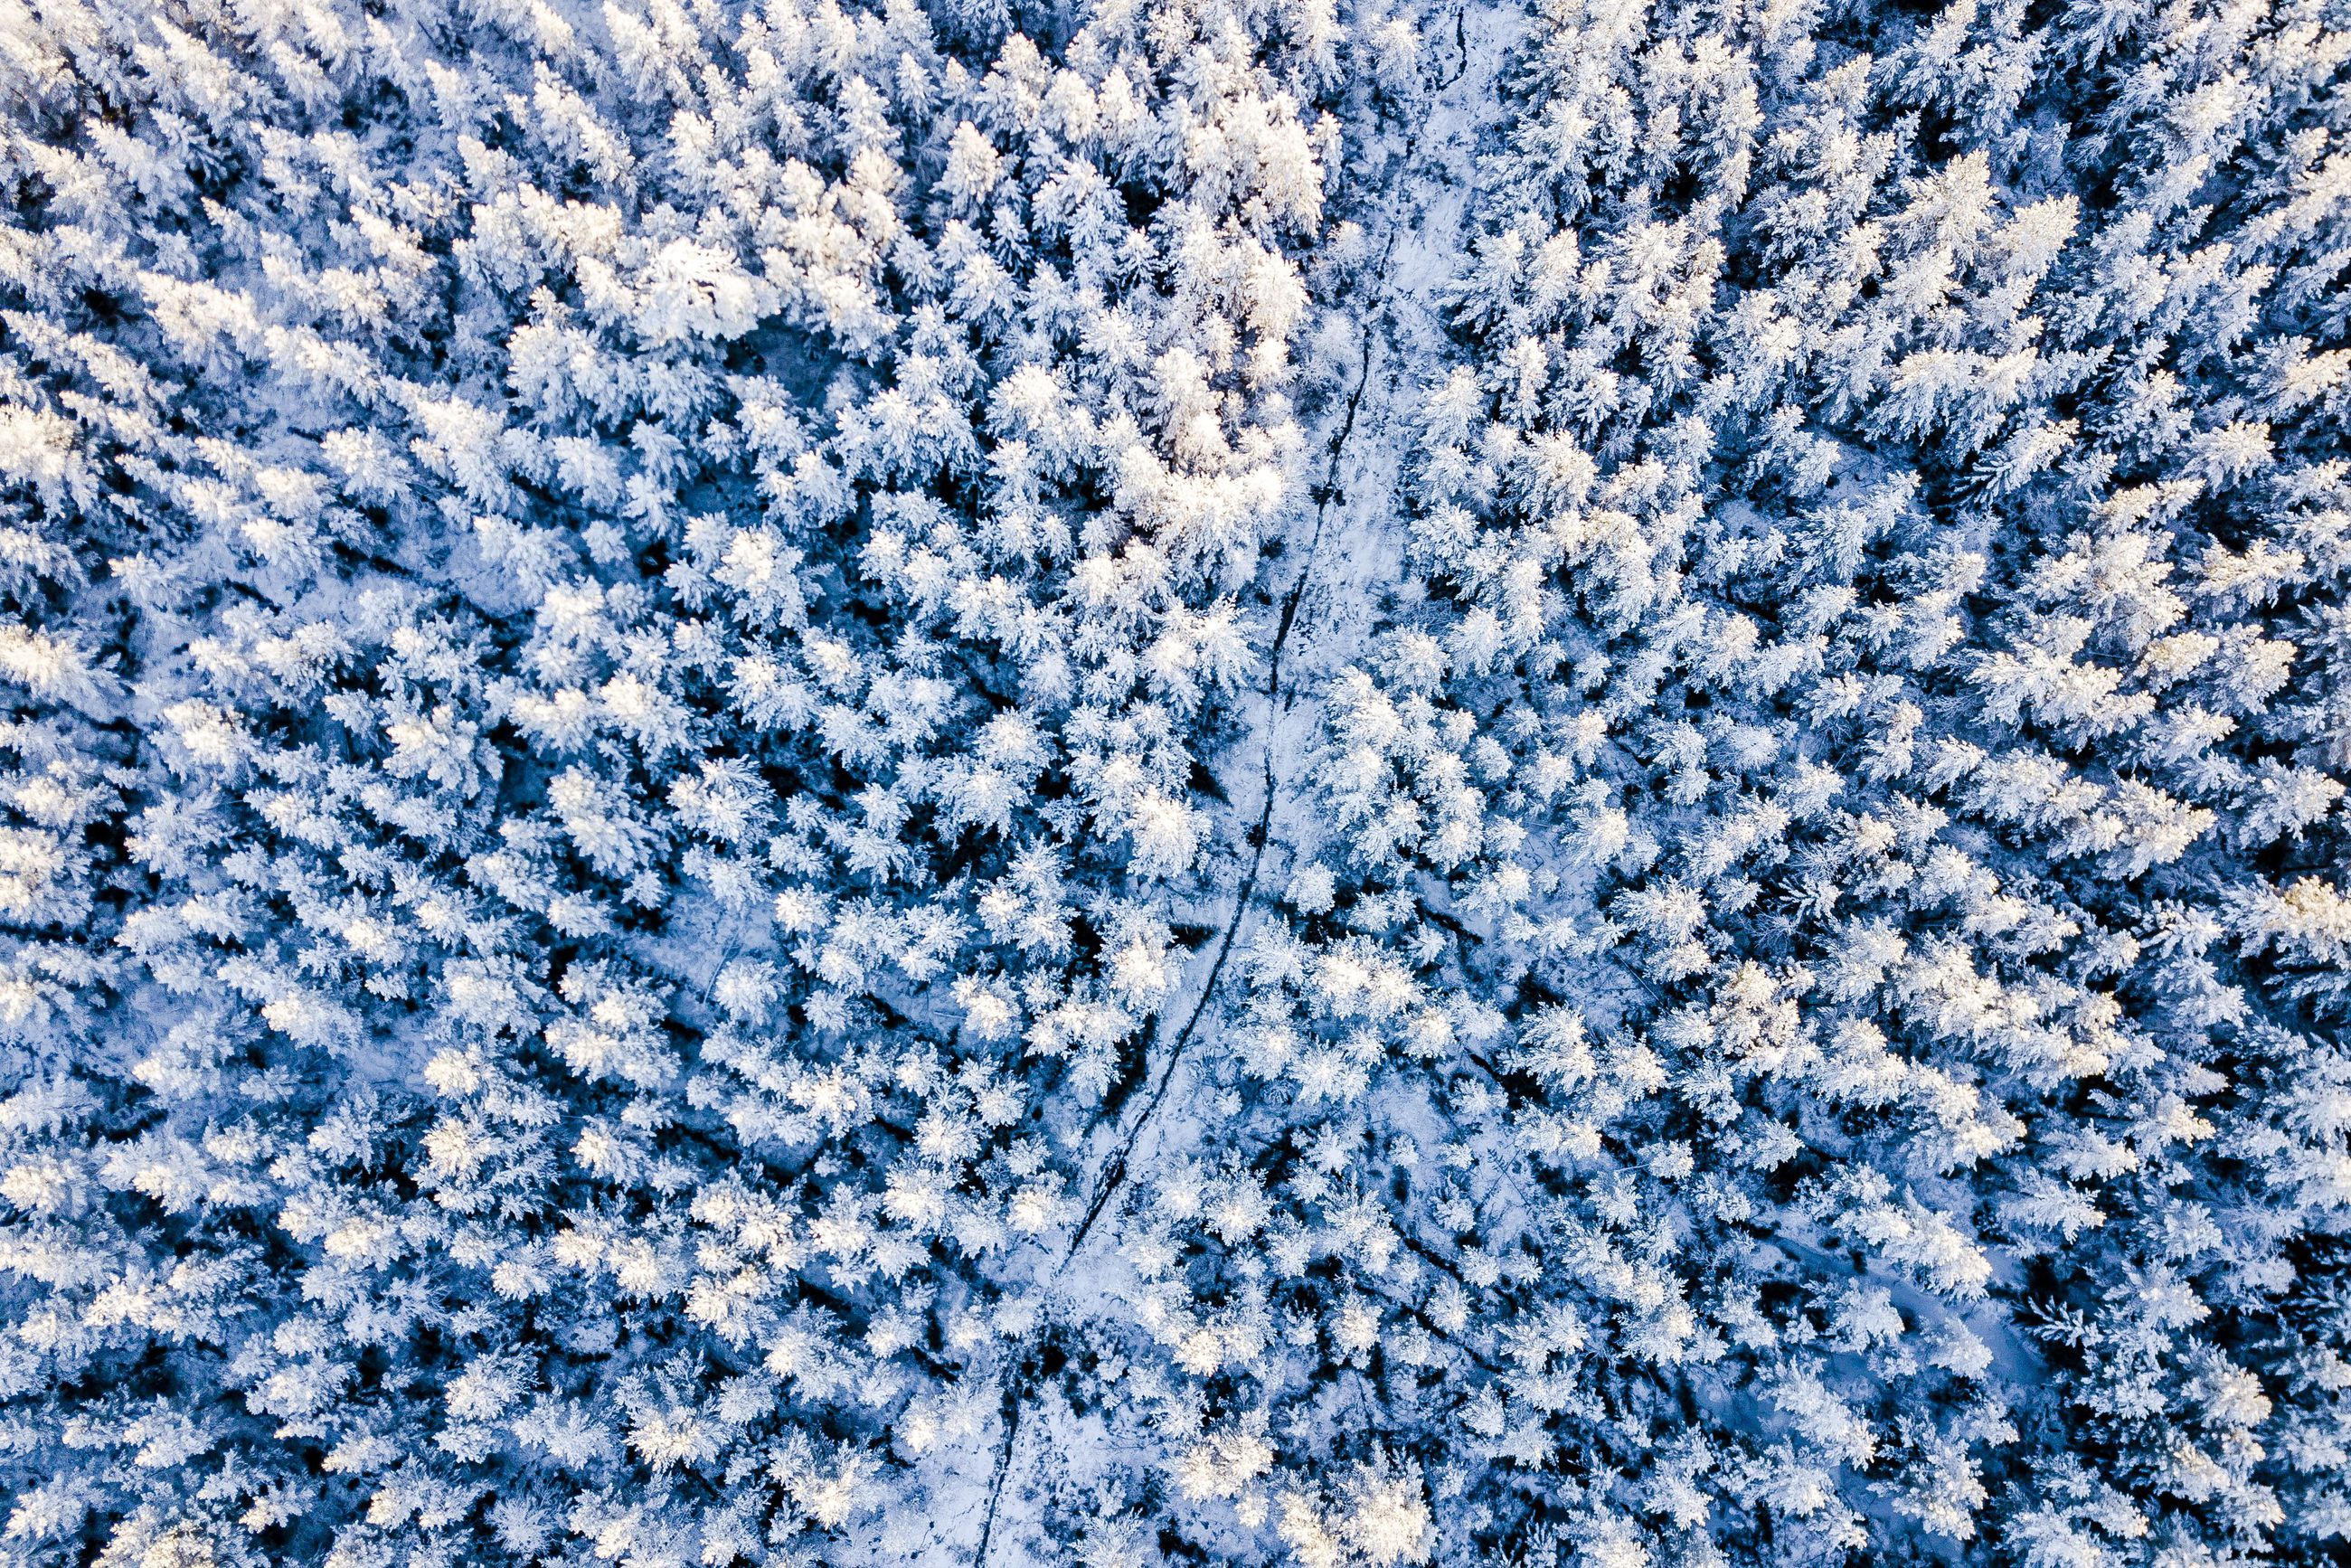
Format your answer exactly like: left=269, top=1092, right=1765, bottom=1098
left=935, top=13, right=1528, bottom=1559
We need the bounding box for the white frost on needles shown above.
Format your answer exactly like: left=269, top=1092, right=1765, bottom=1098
left=0, top=0, right=2348, bottom=1565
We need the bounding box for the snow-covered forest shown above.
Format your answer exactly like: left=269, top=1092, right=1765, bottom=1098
left=2, top=0, right=2349, bottom=1561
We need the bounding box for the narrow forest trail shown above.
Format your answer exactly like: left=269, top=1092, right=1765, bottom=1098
left=952, top=17, right=1519, bottom=1561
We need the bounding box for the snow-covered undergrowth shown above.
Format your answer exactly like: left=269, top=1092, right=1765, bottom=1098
left=2, top=0, right=2349, bottom=1563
